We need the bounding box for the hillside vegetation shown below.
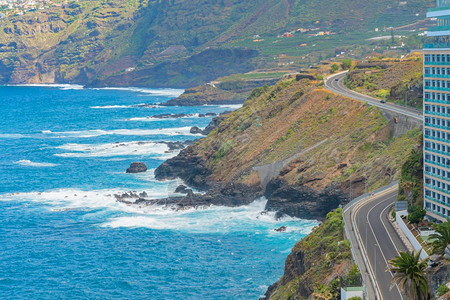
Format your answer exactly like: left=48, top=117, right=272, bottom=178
left=345, top=54, right=424, bottom=109
left=264, top=208, right=355, bottom=299
left=156, top=73, right=422, bottom=218
left=0, top=0, right=433, bottom=87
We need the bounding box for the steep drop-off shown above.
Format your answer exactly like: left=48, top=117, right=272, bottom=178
left=155, top=76, right=422, bottom=219
left=263, top=208, right=355, bottom=300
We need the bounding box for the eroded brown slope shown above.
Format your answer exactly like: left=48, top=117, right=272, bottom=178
left=155, top=77, right=421, bottom=218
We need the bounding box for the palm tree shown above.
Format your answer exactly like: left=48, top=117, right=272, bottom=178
left=429, top=221, right=450, bottom=255
left=387, top=251, right=429, bottom=300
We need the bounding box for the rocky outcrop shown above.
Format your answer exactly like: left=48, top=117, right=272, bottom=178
left=264, top=179, right=346, bottom=219
left=155, top=147, right=212, bottom=189
left=201, top=113, right=230, bottom=135
left=162, top=78, right=278, bottom=106
left=263, top=209, right=353, bottom=300
left=153, top=78, right=421, bottom=220
left=190, top=126, right=203, bottom=135
left=126, top=162, right=147, bottom=173
left=189, top=113, right=231, bottom=136
left=116, top=181, right=262, bottom=210
left=427, top=255, right=450, bottom=297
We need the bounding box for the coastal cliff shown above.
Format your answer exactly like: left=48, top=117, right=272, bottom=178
left=263, top=208, right=355, bottom=299
left=155, top=74, right=422, bottom=219
left=163, top=73, right=282, bottom=106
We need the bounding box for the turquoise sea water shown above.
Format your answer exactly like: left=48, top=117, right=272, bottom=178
left=0, top=85, right=318, bottom=299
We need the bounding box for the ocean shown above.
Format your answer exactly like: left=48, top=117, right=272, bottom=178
left=0, top=85, right=318, bottom=299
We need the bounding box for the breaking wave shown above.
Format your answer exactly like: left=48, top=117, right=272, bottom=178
left=55, top=141, right=171, bottom=158
left=41, top=127, right=201, bottom=138
left=13, top=160, right=59, bottom=167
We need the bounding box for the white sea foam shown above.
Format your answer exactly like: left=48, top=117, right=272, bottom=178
left=1, top=188, right=318, bottom=234
left=12, top=84, right=84, bottom=90
left=55, top=141, right=171, bottom=158
left=0, top=133, right=26, bottom=138
left=90, top=105, right=135, bottom=109
left=41, top=127, right=201, bottom=138
left=198, top=104, right=243, bottom=110
left=1, top=189, right=122, bottom=209
left=124, top=114, right=200, bottom=122
left=96, top=87, right=184, bottom=97
left=102, top=198, right=320, bottom=234
left=218, top=104, right=243, bottom=109
left=13, top=160, right=59, bottom=167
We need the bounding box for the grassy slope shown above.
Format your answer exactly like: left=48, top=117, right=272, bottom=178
left=188, top=75, right=421, bottom=195
left=0, top=0, right=433, bottom=86
left=345, top=54, right=424, bottom=109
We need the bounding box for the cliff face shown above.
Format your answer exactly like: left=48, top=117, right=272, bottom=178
left=162, top=75, right=281, bottom=106
left=263, top=209, right=354, bottom=299
left=155, top=77, right=422, bottom=218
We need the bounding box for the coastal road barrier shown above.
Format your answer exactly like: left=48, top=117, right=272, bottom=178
left=325, top=72, right=423, bottom=123
left=395, top=212, right=429, bottom=260
left=343, top=180, right=399, bottom=300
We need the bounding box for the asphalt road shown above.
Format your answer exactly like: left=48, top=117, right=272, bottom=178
left=325, top=72, right=423, bottom=121
left=325, top=71, right=420, bottom=298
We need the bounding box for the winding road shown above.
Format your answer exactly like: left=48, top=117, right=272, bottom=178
left=327, top=71, right=423, bottom=299
left=325, top=71, right=423, bottom=121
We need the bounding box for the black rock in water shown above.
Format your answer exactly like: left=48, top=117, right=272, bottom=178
left=175, top=185, right=188, bottom=193
left=274, top=226, right=287, bottom=232
left=126, top=162, right=147, bottom=173
left=190, top=126, right=203, bottom=134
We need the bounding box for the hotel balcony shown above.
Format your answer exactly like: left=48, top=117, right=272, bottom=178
left=427, top=6, right=450, bottom=18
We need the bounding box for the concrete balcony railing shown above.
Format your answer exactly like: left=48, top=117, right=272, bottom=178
left=424, top=73, right=450, bottom=78
left=423, top=59, right=450, bottom=64
left=424, top=98, right=450, bottom=104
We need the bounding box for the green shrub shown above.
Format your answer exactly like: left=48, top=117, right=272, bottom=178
left=407, top=206, right=426, bottom=224
left=331, top=63, right=339, bottom=73
left=215, top=140, right=233, bottom=160
left=341, top=59, right=352, bottom=70
left=437, top=283, right=450, bottom=297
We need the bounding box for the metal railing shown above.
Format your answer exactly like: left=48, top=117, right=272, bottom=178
left=424, top=194, right=450, bottom=207
left=424, top=86, right=450, bottom=92
left=424, top=98, right=450, bottom=104
left=424, top=44, right=450, bottom=49
left=427, top=25, right=450, bottom=32
left=343, top=180, right=399, bottom=211
left=424, top=158, right=450, bottom=169
left=424, top=73, right=450, bottom=78
left=424, top=134, right=450, bottom=143
left=424, top=147, right=450, bottom=157
left=425, top=122, right=450, bottom=131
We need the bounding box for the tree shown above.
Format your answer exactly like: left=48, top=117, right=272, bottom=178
left=341, top=59, right=352, bottom=70
left=407, top=206, right=426, bottom=224
left=429, top=221, right=450, bottom=255
left=331, top=63, right=339, bottom=73
left=387, top=251, right=429, bottom=300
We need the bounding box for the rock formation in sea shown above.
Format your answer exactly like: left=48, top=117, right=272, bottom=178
left=126, top=162, right=148, bottom=173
